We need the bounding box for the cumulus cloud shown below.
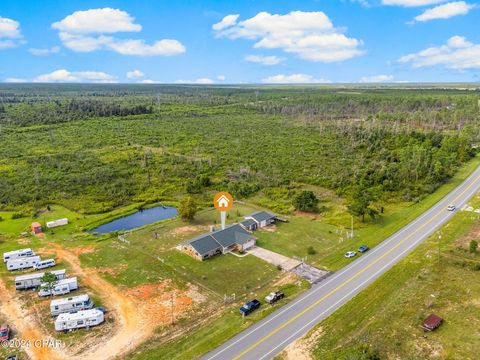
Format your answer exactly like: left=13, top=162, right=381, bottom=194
left=0, top=16, right=22, bottom=49
left=360, top=74, right=394, bottom=82
left=213, top=11, right=363, bottom=63
left=34, top=69, right=117, bottom=83
left=28, top=46, right=60, bottom=56
left=399, top=36, right=480, bottom=69
left=175, top=78, right=215, bottom=84
left=52, top=8, right=141, bottom=33
left=413, top=1, right=476, bottom=22
left=52, top=8, right=185, bottom=56
left=217, top=75, right=226, bottom=81
left=245, top=54, right=285, bottom=65
left=212, top=14, right=239, bottom=31
left=126, top=70, right=144, bottom=79
left=382, top=0, right=447, bottom=6
left=262, top=74, right=331, bottom=84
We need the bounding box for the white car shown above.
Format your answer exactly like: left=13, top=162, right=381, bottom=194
left=447, top=204, right=456, bottom=211
left=345, top=251, right=357, bottom=258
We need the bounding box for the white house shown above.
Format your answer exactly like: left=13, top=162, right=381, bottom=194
left=54, top=309, right=104, bottom=331
left=15, top=269, right=66, bottom=290
left=50, top=294, right=93, bottom=316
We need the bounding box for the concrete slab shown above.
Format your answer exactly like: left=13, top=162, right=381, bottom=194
left=247, top=246, right=301, bottom=271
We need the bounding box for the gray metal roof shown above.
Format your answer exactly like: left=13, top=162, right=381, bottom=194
left=247, top=211, right=276, bottom=223
left=240, top=218, right=256, bottom=227
left=185, top=234, right=221, bottom=256
left=183, top=224, right=256, bottom=256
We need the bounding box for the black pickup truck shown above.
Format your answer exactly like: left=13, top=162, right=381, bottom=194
left=239, top=299, right=261, bottom=316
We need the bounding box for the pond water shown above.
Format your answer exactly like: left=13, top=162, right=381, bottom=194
left=90, top=206, right=177, bottom=234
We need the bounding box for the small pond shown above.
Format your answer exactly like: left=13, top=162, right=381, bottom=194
left=90, top=206, right=177, bottom=234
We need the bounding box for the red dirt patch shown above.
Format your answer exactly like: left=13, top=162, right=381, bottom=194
left=17, top=237, right=31, bottom=245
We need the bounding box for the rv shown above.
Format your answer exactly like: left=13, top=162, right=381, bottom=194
left=6, top=256, right=41, bottom=271
left=46, top=218, right=68, bottom=229
left=39, top=277, right=78, bottom=297
left=33, top=259, right=56, bottom=270
left=50, top=294, right=93, bottom=316
left=15, top=270, right=66, bottom=290
left=3, top=248, right=36, bottom=263
left=54, top=309, right=104, bottom=331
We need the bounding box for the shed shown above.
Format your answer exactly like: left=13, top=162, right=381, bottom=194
left=421, top=314, right=443, bottom=331
left=239, top=218, right=257, bottom=231
left=245, top=211, right=277, bottom=228
left=31, top=222, right=42, bottom=234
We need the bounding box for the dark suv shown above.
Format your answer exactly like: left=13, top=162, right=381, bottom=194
left=239, top=299, right=261, bottom=316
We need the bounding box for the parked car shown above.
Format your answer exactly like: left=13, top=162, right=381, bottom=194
left=265, top=291, right=284, bottom=304
left=447, top=204, right=456, bottom=211
left=5, top=356, right=17, bottom=360
left=345, top=251, right=357, bottom=258
left=358, top=245, right=369, bottom=253
left=239, top=299, right=261, bottom=316
left=95, top=306, right=107, bottom=314
left=0, top=324, right=10, bottom=341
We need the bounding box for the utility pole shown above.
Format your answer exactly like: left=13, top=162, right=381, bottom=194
left=170, top=293, right=175, bottom=325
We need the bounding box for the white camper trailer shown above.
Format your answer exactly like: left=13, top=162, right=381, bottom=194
left=50, top=294, right=93, bottom=316
left=3, top=248, right=36, bottom=263
left=6, top=256, right=41, bottom=271
left=54, top=309, right=104, bottom=331
left=46, top=218, right=68, bottom=229
left=39, top=277, right=78, bottom=297
left=33, top=259, right=56, bottom=270
left=15, top=269, right=66, bottom=290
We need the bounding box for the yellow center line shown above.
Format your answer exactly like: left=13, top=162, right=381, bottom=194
left=232, top=173, right=480, bottom=360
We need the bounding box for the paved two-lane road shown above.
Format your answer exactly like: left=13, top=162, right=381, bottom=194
left=203, top=164, right=480, bottom=360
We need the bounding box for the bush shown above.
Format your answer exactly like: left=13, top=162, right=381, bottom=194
left=469, top=240, right=478, bottom=254
left=178, top=196, right=198, bottom=220
left=293, top=191, right=319, bottom=212
left=0, top=216, right=3, bottom=222
left=11, top=212, right=26, bottom=220
left=307, top=246, right=317, bottom=255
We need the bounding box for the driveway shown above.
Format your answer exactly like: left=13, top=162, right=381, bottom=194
left=247, top=246, right=302, bottom=271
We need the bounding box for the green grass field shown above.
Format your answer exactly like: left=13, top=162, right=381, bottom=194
left=289, top=196, right=480, bottom=359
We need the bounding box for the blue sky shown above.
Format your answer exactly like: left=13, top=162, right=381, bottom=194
left=0, top=0, right=479, bottom=83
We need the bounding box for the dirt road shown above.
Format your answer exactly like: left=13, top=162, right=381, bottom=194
left=0, top=279, right=65, bottom=360
left=51, top=244, right=155, bottom=360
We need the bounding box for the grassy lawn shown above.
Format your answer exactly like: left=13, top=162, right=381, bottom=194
left=292, top=200, right=480, bottom=359
left=130, top=281, right=310, bottom=360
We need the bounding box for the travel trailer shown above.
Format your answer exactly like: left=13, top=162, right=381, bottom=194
left=54, top=309, right=104, bottom=331
left=3, top=248, right=36, bottom=263
left=33, top=259, right=56, bottom=270
left=15, top=269, right=66, bottom=290
left=50, top=294, right=93, bottom=316
left=6, top=256, right=41, bottom=271
left=39, top=277, right=78, bottom=297
left=46, top=218, right=68, bottom=228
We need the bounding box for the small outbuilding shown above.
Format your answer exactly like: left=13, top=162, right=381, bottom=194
left=421, top=314, right=443, bottom=331
left=31, top=222, right=42, bottom=234
left=239, top=218, right=258, bottom=231
left=244, top=211, right=277, bottom=229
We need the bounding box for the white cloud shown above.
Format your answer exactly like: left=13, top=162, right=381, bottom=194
left=0, top=16, right=22, bottom=49
left=175, top=78, right=215, bottom=84
left=138, top=79, right=156, bottom=84
left=399, top=36, right=480, bottom=69
left=53, top=8, right=185, bottom=56
left=217, top=75, right=226, bottom=81
left=382, top=0, right=447, bottom=6
left=360, top=74, right=394, bottom=82
left=212, top=14, right=239, bottom=31
left=214, top=11, right=363, bottom=63
left=126, top=70, right=144, bottom=79
left=3, top=78, right=27, bottom=83
left=245, top=54, right=285, bottom=65
left=52, top=8, right=141, bottom=34
left=414, top=1, right=476, bottom=22
left=28, top=46, right=60, bottom=56
left=262, top=73, right=331, bottom=84
left=34, top=69, right=117, bottom=83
